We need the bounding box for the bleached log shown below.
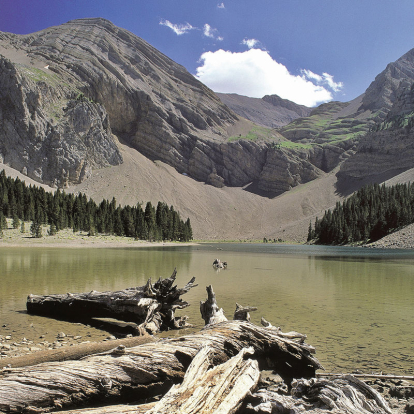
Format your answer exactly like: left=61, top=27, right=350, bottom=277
left=0, top=321, right=322, bottom=413
left=55, top=402, right=156, bottom=414
left=0, top=336, right=155, bottom=369
left=200, top=285, right=228, bottom=325
left=26, top=269, right=197, bottom=335
left=146, top=346, right=260, bottom=414
left=245, top=375, right=392, bottom=414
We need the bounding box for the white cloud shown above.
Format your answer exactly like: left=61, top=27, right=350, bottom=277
left=302, top=70, right=343, bottom=93
left=203, top=24, right=215, bottom=38
left=203, top=24, right=223, bottom=41
left=195, top=48, right=343, bottom=107
left=242, top=38, right=259, bottom=49
left=217, top=3, right=225, bottom=8
left=159, top=19, right=195, bottom=35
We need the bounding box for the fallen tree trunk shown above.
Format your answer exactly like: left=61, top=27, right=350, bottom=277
left=0, top=335, right=155, bottom=370
left=0, top=320, right=321, bottom=413
left=26, top=269, right=197, bottom=335
left=245, top=375, right=392, bottom=413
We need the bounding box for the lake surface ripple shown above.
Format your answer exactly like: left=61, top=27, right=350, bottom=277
left=1, top=243, right=413, bottom=375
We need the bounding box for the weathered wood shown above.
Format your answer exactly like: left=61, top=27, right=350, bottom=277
left=0, top=335, right=155, bottom=369
left=146, top=346, right=260, bottom=414
left=0, top=321, right=322, bottom=413
left=261, top=317, right=307, bottom=343
left=234, top=303, right=257, bottom=321
left=26, top=269, right=197, bottom=335
left=55, top=402, right=156, bottom=414
left=199, top=285, right=228, bottom=325
left=245, top=375, right=392, bottom=414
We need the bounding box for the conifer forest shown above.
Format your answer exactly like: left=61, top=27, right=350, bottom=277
left=308, top=182, right=414, bottom=245
left=0, top=170, right=193, bottom=242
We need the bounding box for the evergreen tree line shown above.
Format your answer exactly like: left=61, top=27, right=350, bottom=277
left=308, top=182, right=414, bottom=245
left=0, top=170, right=192, bottom=241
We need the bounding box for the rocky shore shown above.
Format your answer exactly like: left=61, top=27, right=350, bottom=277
left=366, top=223, right=414, bottom=250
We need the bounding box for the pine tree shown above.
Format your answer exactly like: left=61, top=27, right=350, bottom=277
left=12, top=214, right=20, bottom=229
left=31, top=215, right=42, bottom=238
left=48, top=223, right=57, bottom=236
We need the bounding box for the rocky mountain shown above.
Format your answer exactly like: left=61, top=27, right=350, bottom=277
left=0, top=18, right=237, bottom=187
left=338, top=82, right=414, bottom=183
left=2, top=18, right=414, bottom=240
left=216, top=93, right=311, bottom=128
left=0, top=17, right=344, bottom=194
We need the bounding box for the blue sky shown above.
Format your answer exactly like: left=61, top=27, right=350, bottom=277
left=1, top=0, right=414, bottom=106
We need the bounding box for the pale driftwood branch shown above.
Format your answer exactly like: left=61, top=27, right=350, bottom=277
left=245, top=375, right=392, bottom=414
left=199, top=285, right=228, bottom=325
left=55, top=402, right=156, bottom=414
left=26, top=269, right=197, bottom=335
left=0, top=321, right=322, bottom=413
left=0, top=336, right=155, bottom=370
left=234, top=303, right=257, bottom=321
left=146, top=346, right=260, bottom=413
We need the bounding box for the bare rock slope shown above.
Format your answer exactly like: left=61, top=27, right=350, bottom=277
left=0, top=18, right=331, bottom=194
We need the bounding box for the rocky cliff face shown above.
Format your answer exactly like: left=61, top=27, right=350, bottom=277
left=0, top=18, right=238, bottom=187
left=0, top=54, right=121, bottom=186
left=0, top=18, right=341, bottom=194
left=2, top=18, right=414, bottom=196
left=338, top=82, right=414, bottom=182
left=358, top=48, right=414, bottom=118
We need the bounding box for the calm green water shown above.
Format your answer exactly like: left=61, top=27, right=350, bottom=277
left=1, top=243, right=413, bottom=375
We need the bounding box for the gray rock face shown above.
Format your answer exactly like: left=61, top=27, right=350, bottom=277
left=2, top=17, right=414, bottom=195
left=358, top=48, right=414, bottom=117
left=338, top=82, right=414, bottom=182
left=0, top=18, right=329, bottom=194
left=0, top=18, right=236, bottom=187
left=0, top=55, right=122, bottom=186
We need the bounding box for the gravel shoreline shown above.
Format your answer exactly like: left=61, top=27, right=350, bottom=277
left=365, top=223, right=414, bottom=250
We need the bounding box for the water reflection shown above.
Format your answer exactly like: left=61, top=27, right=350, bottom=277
left=1, top=244, right=413, bottom=375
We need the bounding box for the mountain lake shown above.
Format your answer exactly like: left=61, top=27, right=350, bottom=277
left=0, top=243, right=413, bottom=375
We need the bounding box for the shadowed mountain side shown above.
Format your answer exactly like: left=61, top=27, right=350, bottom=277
left=216, top=93, right=311, bottom=128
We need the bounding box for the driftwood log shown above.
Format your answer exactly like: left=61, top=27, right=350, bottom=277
left=0, top=320, right=321, bottom=413
left=26, top=269, right=197, bottom=335
left=1, top=283, right=393, bottom=414
left=0, top=336, right=155, bottom=370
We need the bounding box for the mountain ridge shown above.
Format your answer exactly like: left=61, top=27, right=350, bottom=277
left=216, top=92, right=311, bottom=128
left=2, top=18, right=414, bottom=240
